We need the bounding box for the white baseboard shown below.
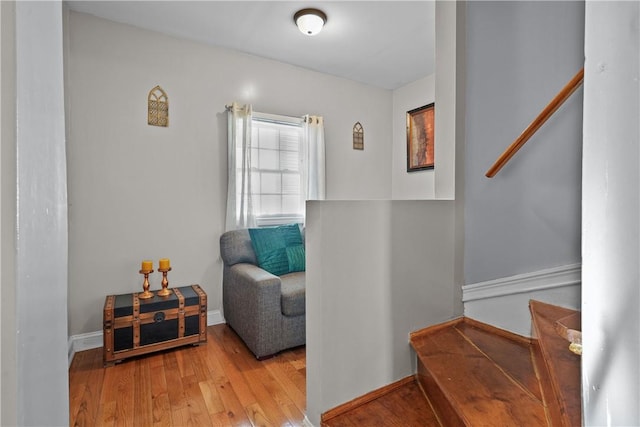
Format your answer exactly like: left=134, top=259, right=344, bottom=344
left=462, top=263, right=581, bottom=337
left=207, top=309, right=225, bottom=326
left=68, top=309, right=225, bottom=366
left=462, top=263, right=581, bottom=302
left=68, top=330, right=103, bottom=362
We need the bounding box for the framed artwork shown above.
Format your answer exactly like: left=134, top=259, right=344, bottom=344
left=406, top=103, right=434, bottom=171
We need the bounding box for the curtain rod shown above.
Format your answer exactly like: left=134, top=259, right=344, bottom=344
left=225, top=104, right=310, bottom=125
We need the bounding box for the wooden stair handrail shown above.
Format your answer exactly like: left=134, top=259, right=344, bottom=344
left=485, top=68, right=584, bottom=178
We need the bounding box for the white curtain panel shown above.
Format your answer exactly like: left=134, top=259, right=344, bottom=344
left=226, top=107, right=326, bottom=230
left=302, top=115, right=326, bottom=202
left=225, top=102, right=255, bottom=231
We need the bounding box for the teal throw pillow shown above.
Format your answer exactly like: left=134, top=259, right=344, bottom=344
left=286, top=244, right=306, bottom=272
left=249, top=224, right=304, bottom=276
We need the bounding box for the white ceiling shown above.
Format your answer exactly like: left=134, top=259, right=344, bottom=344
left=65, top=1, right=435, bottom=90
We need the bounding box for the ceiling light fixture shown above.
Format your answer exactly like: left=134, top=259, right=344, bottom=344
left=294, top=8, right=327, bottom=36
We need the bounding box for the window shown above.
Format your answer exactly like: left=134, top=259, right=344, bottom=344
left=236, top=112, right=304, bottom=226
left=226, top=103, right=324, bottom=231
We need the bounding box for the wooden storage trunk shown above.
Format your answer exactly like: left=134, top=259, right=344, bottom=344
left=103, top=284, right=207, bottom=365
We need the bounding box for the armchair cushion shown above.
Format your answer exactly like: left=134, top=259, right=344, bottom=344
left=280, top=272, right=305, bottom=316
left=249, top=224, right=304, bottom=276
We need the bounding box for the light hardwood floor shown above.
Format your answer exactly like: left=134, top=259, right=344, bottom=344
left=69, top=324, right=307, bottom=427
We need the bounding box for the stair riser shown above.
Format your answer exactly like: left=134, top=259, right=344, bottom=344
left=529, top=300, right=582, bottom=426
left=417, top=359, right=466, bottom=427
left=530, top=340, right=566, bottom=426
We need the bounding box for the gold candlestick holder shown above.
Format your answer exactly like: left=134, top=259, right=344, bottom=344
left=138, top=269, right=155, bottom=299
left=157, top=267, right=172, bottom=297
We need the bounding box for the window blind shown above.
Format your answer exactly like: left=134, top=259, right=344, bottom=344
left=235, top=112, right=305, bottom=226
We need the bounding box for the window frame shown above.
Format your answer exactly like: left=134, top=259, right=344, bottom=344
left=243, top=112, right=305, bottom=227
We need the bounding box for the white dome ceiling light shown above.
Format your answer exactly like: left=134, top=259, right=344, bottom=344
left=294, top=8, right=327, bottom=36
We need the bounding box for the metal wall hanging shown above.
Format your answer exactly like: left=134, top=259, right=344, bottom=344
left=148, top=85, right=169, bottom=127
left=353, top=122, right=364, bottom=150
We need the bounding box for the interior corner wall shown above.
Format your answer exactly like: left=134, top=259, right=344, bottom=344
left=452, top=0, right=466, bottom=317
left=65, top=11, right=392, bottom=336
left=434, top=0, right=459, bottom=200
left=464, top=1, right=584, bottom=285
left=390, top=0, right=459, bottom=201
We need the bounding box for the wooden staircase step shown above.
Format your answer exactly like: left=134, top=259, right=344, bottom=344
left=554, top=311, right=582, bottom=355
left=410, top=318, right=548, bottom=426
left=321, top=377, right=441, bottom=427
left=529, top=300, right=582, bottom=427
left=322, top=301, right=582, bottom=427
left=456, top=319, right=543, bottom=401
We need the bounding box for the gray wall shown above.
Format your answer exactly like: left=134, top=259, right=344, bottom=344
left=582, top=2, right=639, bottom=424
left=464, top=1, right=584, bottom=284
left=0, top=1, right=17, bottom=425
left=65, top=11, right=392, bottom=336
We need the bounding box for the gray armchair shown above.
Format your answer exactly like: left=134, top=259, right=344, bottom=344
left=220, top=228, right=305, bottom=359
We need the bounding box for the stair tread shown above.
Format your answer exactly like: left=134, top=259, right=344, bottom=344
left=556, top=311, right=581, bottom=332
left=456, top=321, right=543, bottom=401
left=530, top=300, right=582, bottom=427
left=412, top=320, right=547, bottom=425
left=322, top=379, right=441, bottom=427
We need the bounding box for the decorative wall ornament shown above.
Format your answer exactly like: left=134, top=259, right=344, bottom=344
left=406, top=103, right=435, bottom=171
left=148, top=85, right=169, bottom=127
left=353, top=122, right=364, bottom=150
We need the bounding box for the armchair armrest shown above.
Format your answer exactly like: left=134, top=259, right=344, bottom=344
left=226, top=263, right=281, bottom=300
left=230, top=262, right=279, bottom=284
left=222, top=263, right=283, bottom=357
